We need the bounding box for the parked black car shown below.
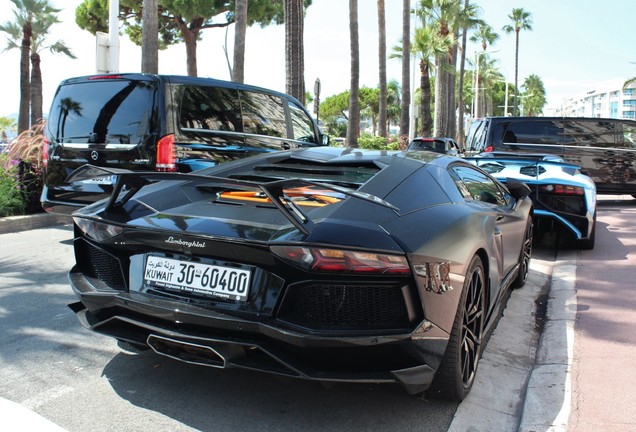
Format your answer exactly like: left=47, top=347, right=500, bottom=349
left=466, top=116, right=636, bottom=195
left=66, top=147, right=533, bottom=400
left=408, top=137, right=464, bottom=156
left=41, top=74, right=328, bottom=214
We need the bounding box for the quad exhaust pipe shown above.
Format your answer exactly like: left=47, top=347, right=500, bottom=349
left=146, top=334, right=244, bottom=368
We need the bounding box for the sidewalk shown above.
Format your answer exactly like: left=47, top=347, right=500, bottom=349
left=0, top=212, right=68, bottom=235
left=566, top=200, right=636, bottom=431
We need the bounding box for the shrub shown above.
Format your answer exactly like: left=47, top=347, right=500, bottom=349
left=0, top=154, right=26, bottom=217
left=4, top=121, right=46, bottom=215
left=358, top=133, right=388, bottom=150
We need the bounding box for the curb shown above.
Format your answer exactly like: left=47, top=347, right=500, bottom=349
left=518, top=250, right=577, bottom=432
left=0, top=212, right=69, bottom=235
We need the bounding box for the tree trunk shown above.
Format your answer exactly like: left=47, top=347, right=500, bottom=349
left=29, top=51, right=43, bottom=126
left=285, top=0, right=305, bottom=104
left=346, top=0, right=360, bottom=148
left=232, top=0, right=248, bottom=83
left=457, top=0, right=468, bottom=144
left=447, top=43, right=458, bottom=139
left=377, top=0, right=387, bottom=138
left=433, top=55, right=453, bottom=137
left=141, top=0, right=159, bottom=74
left=420, top=60, right=432, bottom=136
left=176, top=18, right=201, bottom=77
left=398, top=0, right=410, bottom=146
left=513, top=29, right=519, bottom=116
left=19, top=21, right=32, bottom=133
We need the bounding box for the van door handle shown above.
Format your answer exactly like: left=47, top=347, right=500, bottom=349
left=280, top=142, right=291, bottom=150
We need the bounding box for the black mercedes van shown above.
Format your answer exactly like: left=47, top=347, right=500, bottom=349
left=42, top=74, right=328, bottom=214
left=466, top=116, right=636, bottom=195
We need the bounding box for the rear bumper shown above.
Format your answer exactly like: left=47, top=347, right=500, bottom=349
left=68, top=270, right=450, bottom=394
left=533, top=209, right=593, bottom=240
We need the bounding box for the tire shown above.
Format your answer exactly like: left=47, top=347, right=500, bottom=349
left=512, top=218, right=533, bottom=288
left=429, top=255, right=486, bottom=401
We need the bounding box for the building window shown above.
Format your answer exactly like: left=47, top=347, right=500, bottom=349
left=623, top=111, right=636, bottom=119
left=611, top=101, right=619, bottom=117
left=624, top=88, right=636, bottom=96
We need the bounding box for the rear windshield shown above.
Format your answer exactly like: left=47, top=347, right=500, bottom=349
left=409, top=139, right=446, bottom=152
left=47, top=79, right=156, bottom=145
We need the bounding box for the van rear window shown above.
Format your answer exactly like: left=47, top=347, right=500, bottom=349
left=48, top=80, right=156, bottom=145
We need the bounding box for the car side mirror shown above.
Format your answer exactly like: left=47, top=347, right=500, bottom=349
left=320, top=134, right=330, bottom=146
left=506, top=178, right=531, bottom=199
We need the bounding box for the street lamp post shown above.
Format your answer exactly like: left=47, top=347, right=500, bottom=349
left=473, top=49, right=500, bottom=119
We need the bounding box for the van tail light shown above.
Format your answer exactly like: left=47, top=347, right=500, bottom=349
left=42, top=137, right=49, bottom=167
left=156, top=134, right=176, bottom=172
left=484, top=145, right=493, bottom=152
left=271, top=246, right=410, bottom=274
left=539, top=184, right=584, bottom=195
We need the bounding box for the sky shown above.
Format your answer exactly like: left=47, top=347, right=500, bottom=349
left=0, top=0, right=635, bottom=119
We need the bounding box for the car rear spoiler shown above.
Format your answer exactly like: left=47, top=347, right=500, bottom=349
left=465, top=156, right=582, bottom=172
left=66, top=164, right=400, bottom=235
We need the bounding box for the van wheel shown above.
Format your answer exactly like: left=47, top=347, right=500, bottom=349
left=428, top=255, right=486, bottom=401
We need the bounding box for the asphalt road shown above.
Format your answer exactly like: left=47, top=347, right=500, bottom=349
left=0, top=224, right=460, bottom=431
left=2, top=199, right=633, bottom=431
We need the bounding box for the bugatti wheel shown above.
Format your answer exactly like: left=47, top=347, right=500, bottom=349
left=429, top=255, right=486, bottom=401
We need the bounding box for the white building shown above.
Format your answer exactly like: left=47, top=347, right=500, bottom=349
left=553, top=82, right=636, bottom=119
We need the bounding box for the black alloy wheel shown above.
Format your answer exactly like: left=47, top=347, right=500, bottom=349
left=429, top=255, right=486, bottom=401
left=512, top=219, right=533, bottom=288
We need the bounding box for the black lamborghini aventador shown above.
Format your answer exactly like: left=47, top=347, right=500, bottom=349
left=67, top=147, right=533, bottom=401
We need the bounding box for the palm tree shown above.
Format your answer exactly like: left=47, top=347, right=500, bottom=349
left=233, top=0, right=248, bottom=83
left=387, top=78, right=401, bottom=132
left=346, top=0, right=360, bottom=148
left=399, top=0, right=410, bottom=146
left=141, top=0, right=159, bottom=73
left=456, top=0, right=483, bottom=144
left=407, top=26, right=453, bottom=136
left=470, top=23, right=499, bottom=51
left=377, top=0, right=387, bottom=139
left=29, top=17, right=76, bottom=125
left=475, top=55, right=501, bottom=116
left=285, top=0, right=305, bottom=103
left=522, top=74, right=546, bottom=116
left=503, top=8, right=533, bottom=116
left=420, top=0, right=462, bottom=138
left=624, top=77, right=636, bottom=90
left=0, top=0, right=59, bottom=133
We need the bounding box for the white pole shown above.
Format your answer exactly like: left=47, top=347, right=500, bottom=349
left=109, top=0, right=120, bottom=72
left=475, top=53, right=480, bottom=119
left=471, top=51, right=476, bottom=118
left=504, top=81, right=509, bottom=116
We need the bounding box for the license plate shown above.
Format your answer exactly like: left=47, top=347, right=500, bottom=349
left=144, top=255, right=251, bottom=301
left=79, top=175, right=115, bottom=185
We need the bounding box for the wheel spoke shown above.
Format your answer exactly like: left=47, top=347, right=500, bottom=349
left=460, top=265, right=485, bottom=387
